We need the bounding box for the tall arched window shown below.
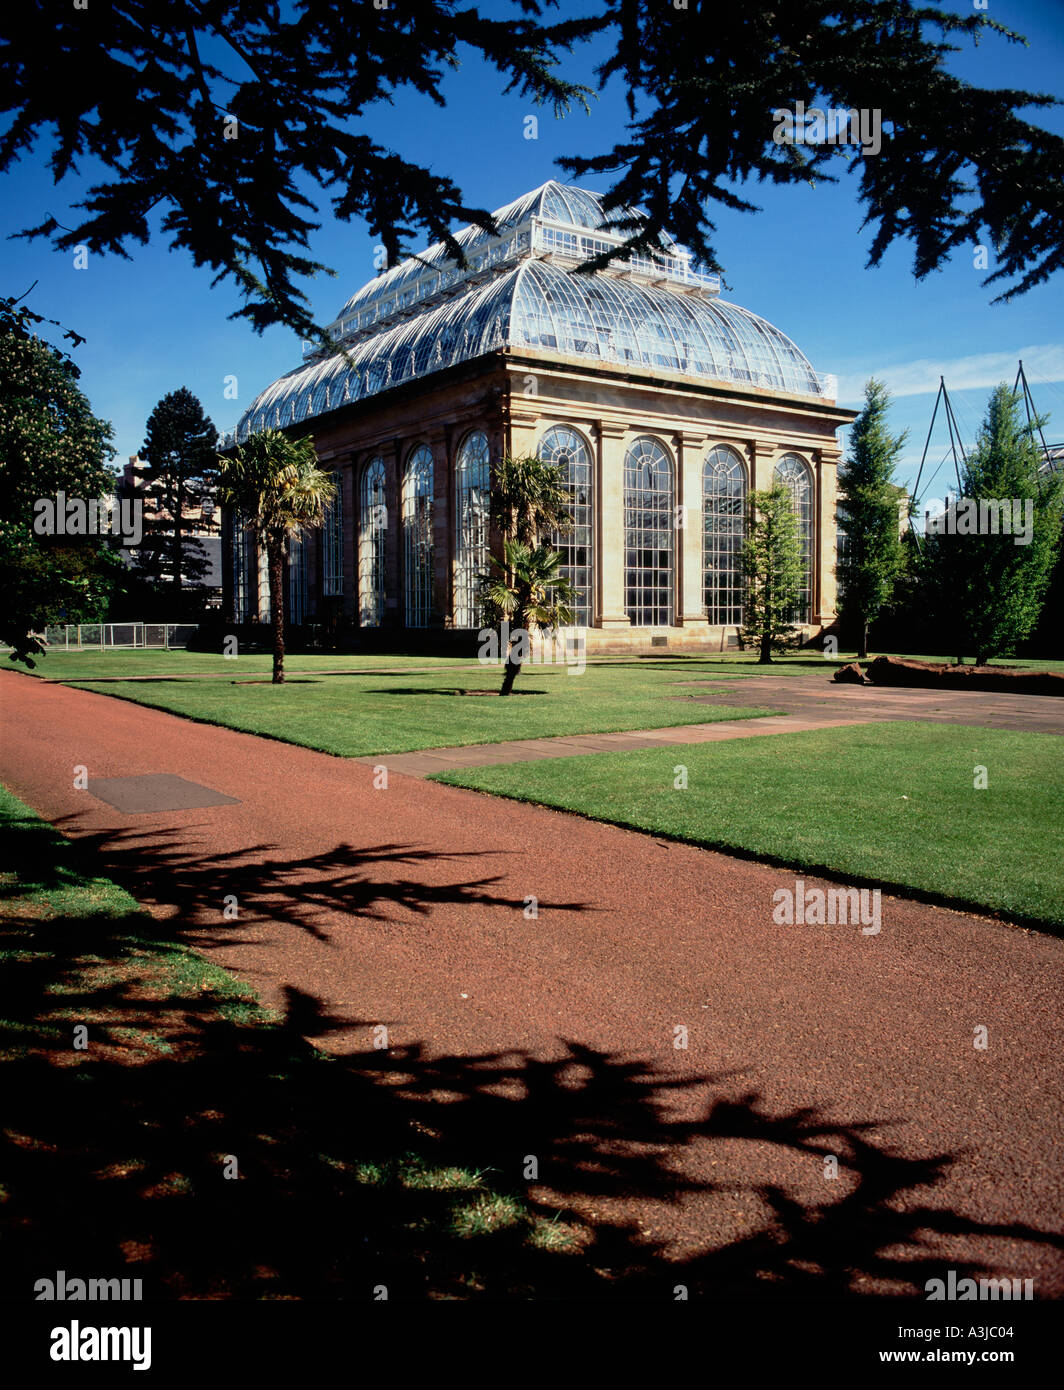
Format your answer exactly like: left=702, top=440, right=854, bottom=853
left=403, top=445, right=434, bottom=627
left=537, top=425, right=592, bottom=625
left=230, top=512, right=251, bottom=622
left=358, top=457, right=387, bottom=626
left=624, top=436, right=674, bottom=626
left=455, top=430, right=491, bottom=628
left=287, top=530, right=308, bottom=626
left=703, top=446, right=747, bottom=626
left=774, top=453, right=813, bottom=623
left=322, top=469, right=345, bottom=598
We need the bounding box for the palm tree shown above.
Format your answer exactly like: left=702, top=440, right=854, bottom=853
left=217, top=429, right=336, bottom=684
left=491, top=454, right=572, bottom=587
left=487, top=541, right=576, bottom=696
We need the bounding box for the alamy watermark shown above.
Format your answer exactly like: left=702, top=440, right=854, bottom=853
left=35, top=1270, right=143, bottom=1301
left=49, top=1322, right=151, bottom=1371
left=923, top=494, right=1034, bottom=546
left=926, top=1271, right=1034, bottom=1301
left=477, top=621, right=586, bottom=675
left=33, top=492, right=143, bottom=547
left=772, top=879, right=881, bottom=935
left=772, top=100, right=883, bottom=156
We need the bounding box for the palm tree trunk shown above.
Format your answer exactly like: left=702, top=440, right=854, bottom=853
left=268, top=538, right=285, bottom=684
left=500, top=656, right=521, bottom=695
left=500, top=606, right=525, bottom=695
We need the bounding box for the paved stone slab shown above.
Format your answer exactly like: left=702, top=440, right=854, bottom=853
left=87, top=773, right=240, bottom=813
left=362, top=717, right=870, bottom=778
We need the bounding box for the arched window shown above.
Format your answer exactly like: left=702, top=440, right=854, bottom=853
left=774, top=453, right=813, bottom=623
left=455, top=430, right=491, bottom=628
left=358, top=458, right=387, bottom=625
left=537, top=425, right=592, bottom=625
left=703, top=446, right=747, bottom=626
left=287, top=530, right=308, bottom=626
left=624, top=436, right=674, bottom=626
left=230, top=512, right=251, bottom=623
left=322, top=470, right=345, bottom=598
left=403, top=445, right=434, bottom=627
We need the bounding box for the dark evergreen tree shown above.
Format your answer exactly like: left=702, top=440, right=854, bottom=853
left=139, top=388, right=217, bottom=594
left=838, top=380, right=907, bottom=658
left=0, top=295, right=119, bottom=665
left=2, top=3, right=1060, bottom=340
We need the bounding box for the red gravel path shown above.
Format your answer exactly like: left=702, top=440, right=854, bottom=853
left=2, top=670, right=1062, bottom=1295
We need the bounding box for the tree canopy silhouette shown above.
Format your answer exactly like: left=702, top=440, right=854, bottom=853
left=1, top=2, right=1060, bottom=341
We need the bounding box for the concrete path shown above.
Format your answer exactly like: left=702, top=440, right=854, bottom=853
left=684, top=669, right=1064, bottom=734
left=361, top=714, right=868, bottom=777
left=2, top=669, right=1062, bottom=1295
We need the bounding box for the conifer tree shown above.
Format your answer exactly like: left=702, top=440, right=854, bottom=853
left=838, top=379, right=907, bottom=658
left=139, top=388, right=218, bottom=594
left=741, top=485, right=804, bottom=664
left=921, top=385, right=1063, bottom=665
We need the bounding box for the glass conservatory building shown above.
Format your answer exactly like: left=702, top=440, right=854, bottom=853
left=222, top=181, right=855, bottom=650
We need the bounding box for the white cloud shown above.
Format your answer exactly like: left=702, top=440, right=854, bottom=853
left=836, top=344, right=1064, bottom=404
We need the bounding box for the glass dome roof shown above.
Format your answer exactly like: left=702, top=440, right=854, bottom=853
left=231, top=182, right=830, bottom=443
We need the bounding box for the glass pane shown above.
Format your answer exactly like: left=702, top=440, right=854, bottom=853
left=624, top=437, right=674, bottom=626
left=359, top=458, right=387, bottom=625
left=403, top=445, right=434, bottom=627
left=455, top=431, right=491, bottom=627
left=536, top=425, right=593, bottom=625
left=703, top=446, right=746, bottom=626
left=774, top=454, right=814, bottom=623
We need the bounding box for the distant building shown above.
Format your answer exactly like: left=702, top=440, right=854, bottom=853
left=222, top=181, right=855, bottom=650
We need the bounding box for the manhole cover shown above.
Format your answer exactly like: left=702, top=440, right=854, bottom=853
left=87, top=774, right=240, bottom=814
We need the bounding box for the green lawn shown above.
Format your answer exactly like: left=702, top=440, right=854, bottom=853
left=435, top=723, right=1064, bottom=929
left=17, top=649, right=484, bottom=680
left=14, top=656, right=780, bottom=757
left=16, top=646, right=1064, bottom=684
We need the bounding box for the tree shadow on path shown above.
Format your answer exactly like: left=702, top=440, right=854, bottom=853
left=2, top=809, right=1061, bottom=1300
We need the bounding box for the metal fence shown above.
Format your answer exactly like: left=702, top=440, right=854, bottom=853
left=41, top=623, right=199, bottom=650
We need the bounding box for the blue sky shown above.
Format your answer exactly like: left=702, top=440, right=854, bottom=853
left=3, top=0, right=1062, bottom=505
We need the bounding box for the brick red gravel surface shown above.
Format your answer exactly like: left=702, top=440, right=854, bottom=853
left=2, top=670, right=1062, bottom=1295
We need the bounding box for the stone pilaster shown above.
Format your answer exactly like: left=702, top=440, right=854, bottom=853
left=507, top=410, right=540, bottom=462
left=427, top=428, right=452, bottom=626
left=816, top=448, right=840, bottom=624
left=675, top=431, right=710, bottom=629
left=340, top=462, right=356, bottom=622
left=382, top=441, right=403, bottom=628
left=594, top=421, right=629, bottom=629
left=749, top=440, right=777, bottom=495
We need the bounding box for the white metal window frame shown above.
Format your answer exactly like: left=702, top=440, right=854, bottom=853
left=454, top=430, right=491, bottom=628
left=774, top=452, right=814, bottom=623
left=358, top=457, right=387, bottom=626
left=703, top=445, right=747, bottom=626
left=624, top=435, right=674, bottom=627
left=403, top=444, right=434, bottom=627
